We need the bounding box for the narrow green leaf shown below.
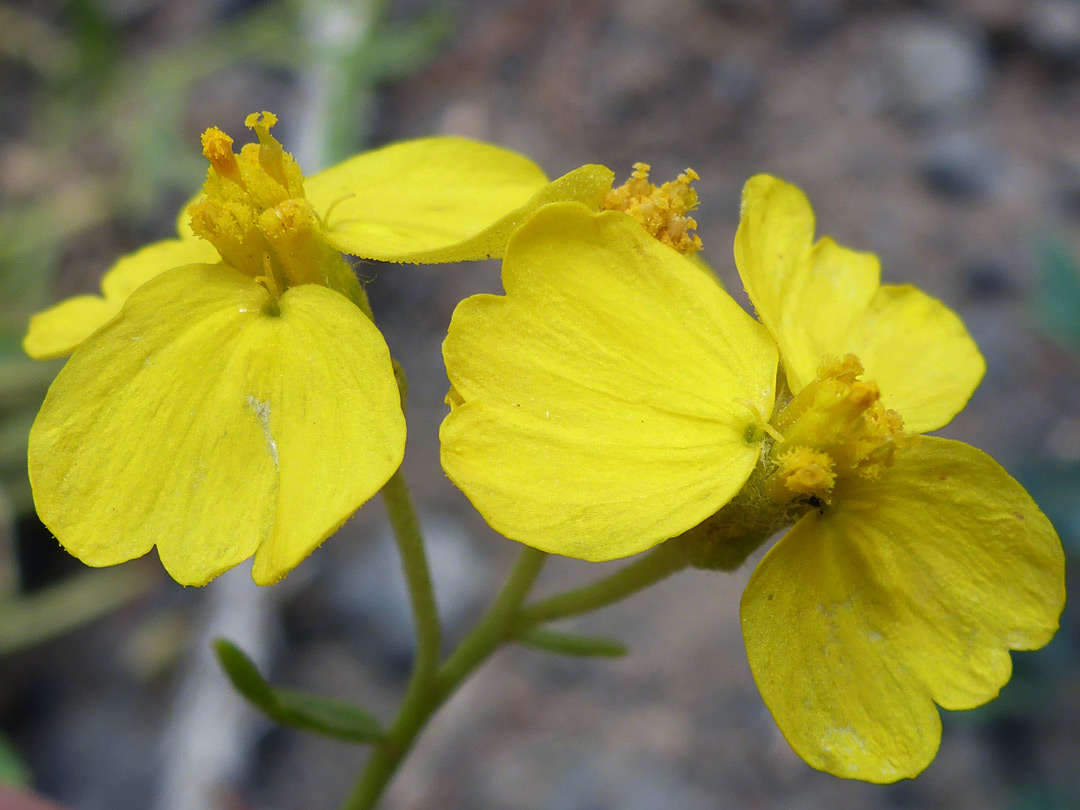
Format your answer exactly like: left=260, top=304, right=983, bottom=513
left=213, top=639, right=275, bottom=710
left=274, top=689, right=386, bottom=743
left=213, top=639, right=385, bottom=744
left=516, top=627, right=629, bottom=658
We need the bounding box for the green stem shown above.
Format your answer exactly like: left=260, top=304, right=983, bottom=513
left=436, top=547, right=547, bottom=690
left=341, top=547, right=547, bottom=810
left=380, top=470, right=441, bottom=681
left=514, top=542, right=688, bottom=628
left=339, top=541, right=691, bottom=809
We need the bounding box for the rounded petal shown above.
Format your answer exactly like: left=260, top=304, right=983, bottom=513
left=23, top=238, right=220, bottom=359
left=23, top=295, right=118, bottom=361
left=741, top=437, right=1064, bottom=782
left=441, top=203, right=778, bottom=560
left=734, top=175, right=983, bottom=430
left=305, top=135, right=613, bottom=262
left=29, top=265, right=405, bottom=586
left=734, top=178, right=878, bottom=392
left=849, top=285, right=986, bottom=433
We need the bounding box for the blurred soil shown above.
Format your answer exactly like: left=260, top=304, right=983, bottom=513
left=2, top=1, right=1079, bottom=809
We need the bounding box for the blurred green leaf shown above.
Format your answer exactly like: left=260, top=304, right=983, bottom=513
left=214, top=638, right=275, bottom=707
left=1018, top=462, right=1080, bottom=558
left=360, top=11, right=452, bottom=81
left=0, top=411, right=39, bottom=515
left=214, top=639, right=385, bottom=743
left=1010, top=786, right=1076, bottom=810
left=64, top=0, right=118, bottom=87
left=517, top=627, right=629, bottom=658
left=0, top=360, right=58, bottom=411
left=0, top=485, right=16, bottom=600
left=273, top=688, right=388, bottom=742
left=292, top=0, right=451, bottom=166
left=0, top=4, right=77, bottom=77
left=0, top=733, right=30, bottom=787
left=0, top=564, right=156, bottom=655
left=1036, top=237, right=1080, bottom=351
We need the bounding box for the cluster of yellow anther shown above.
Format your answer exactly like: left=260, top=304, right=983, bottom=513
left=601, top=163, right=703, bottom=254
left=763, top=355, right=908, bottom=506
left=189, top=112, right=337, bottom=298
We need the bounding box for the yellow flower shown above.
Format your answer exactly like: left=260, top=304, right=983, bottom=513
left=25, top=114, right=614, bottom=360
left=735, top=175, right=1063, bottom=782
left=26, top=112, right=613, bottom=586
left=441, top=200, right=778, bottom=559
left=440, top=174, right=1064, bottom=782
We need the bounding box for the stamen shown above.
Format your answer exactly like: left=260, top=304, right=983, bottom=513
left=254, top=252, right=282, bottom=315
left=201, top=127, right=242, bottom=185
left=763, top=354, right=909, bottom=507
left=736, top=398, right=784, bottom=443
left=245, top=111, right=289, bottom=190
left=602, top=162, right=703, bottom=254
left=762, top=422, right=785, bottom=444
left=322, top=193, right=357, bottom=227
left=765, top=447, right=837, bottom=504
left=191, top=112, right=318, bottom=287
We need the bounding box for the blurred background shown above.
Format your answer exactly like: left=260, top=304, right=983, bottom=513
left=1, top=0, right=1079, bottom=808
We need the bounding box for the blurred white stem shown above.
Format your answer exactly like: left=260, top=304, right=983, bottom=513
left=294, top=0, right=377, bottom=172
left=153, top=566, right=275, bottom=810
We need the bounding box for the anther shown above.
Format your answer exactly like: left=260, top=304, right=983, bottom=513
left=245, top=111, right=289, bottom=190
left=201, top=127, right=242, bottom=185
left=762, top=354, right=909, bottom=507
left=602, top=162, right=704, bottom=254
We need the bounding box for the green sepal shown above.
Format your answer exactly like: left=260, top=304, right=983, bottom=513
left=516, top=627, right=628, bottom=658
left=214, top=639, right=385, bottom=743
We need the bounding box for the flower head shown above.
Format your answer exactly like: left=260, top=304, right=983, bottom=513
left=734, top=175, right=1063, bottom=782
left=441, top=200, right=777, bottom=560
left=25, top=113, right=614, bottom=586
left=440, top=173, right=1065, bottom=782
left=25, top=116, right=615, bottom=361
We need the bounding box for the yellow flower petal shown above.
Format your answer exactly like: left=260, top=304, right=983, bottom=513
left=849, top=284, right=986, bottom=433
left=304, top=135, right=613, bottom=262
left=687, top=252, right=725, bottom=288
left=23, top=238, right=220, bottom=360
left=28, top=265, right=405, bottom=586
left=734, top=175, right=984, bottom=432
left=23, top=296, right=118, bottom=362
left=741, top=437, right=1064, bottom=782
left=441, top=203, right=778, bottom=560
